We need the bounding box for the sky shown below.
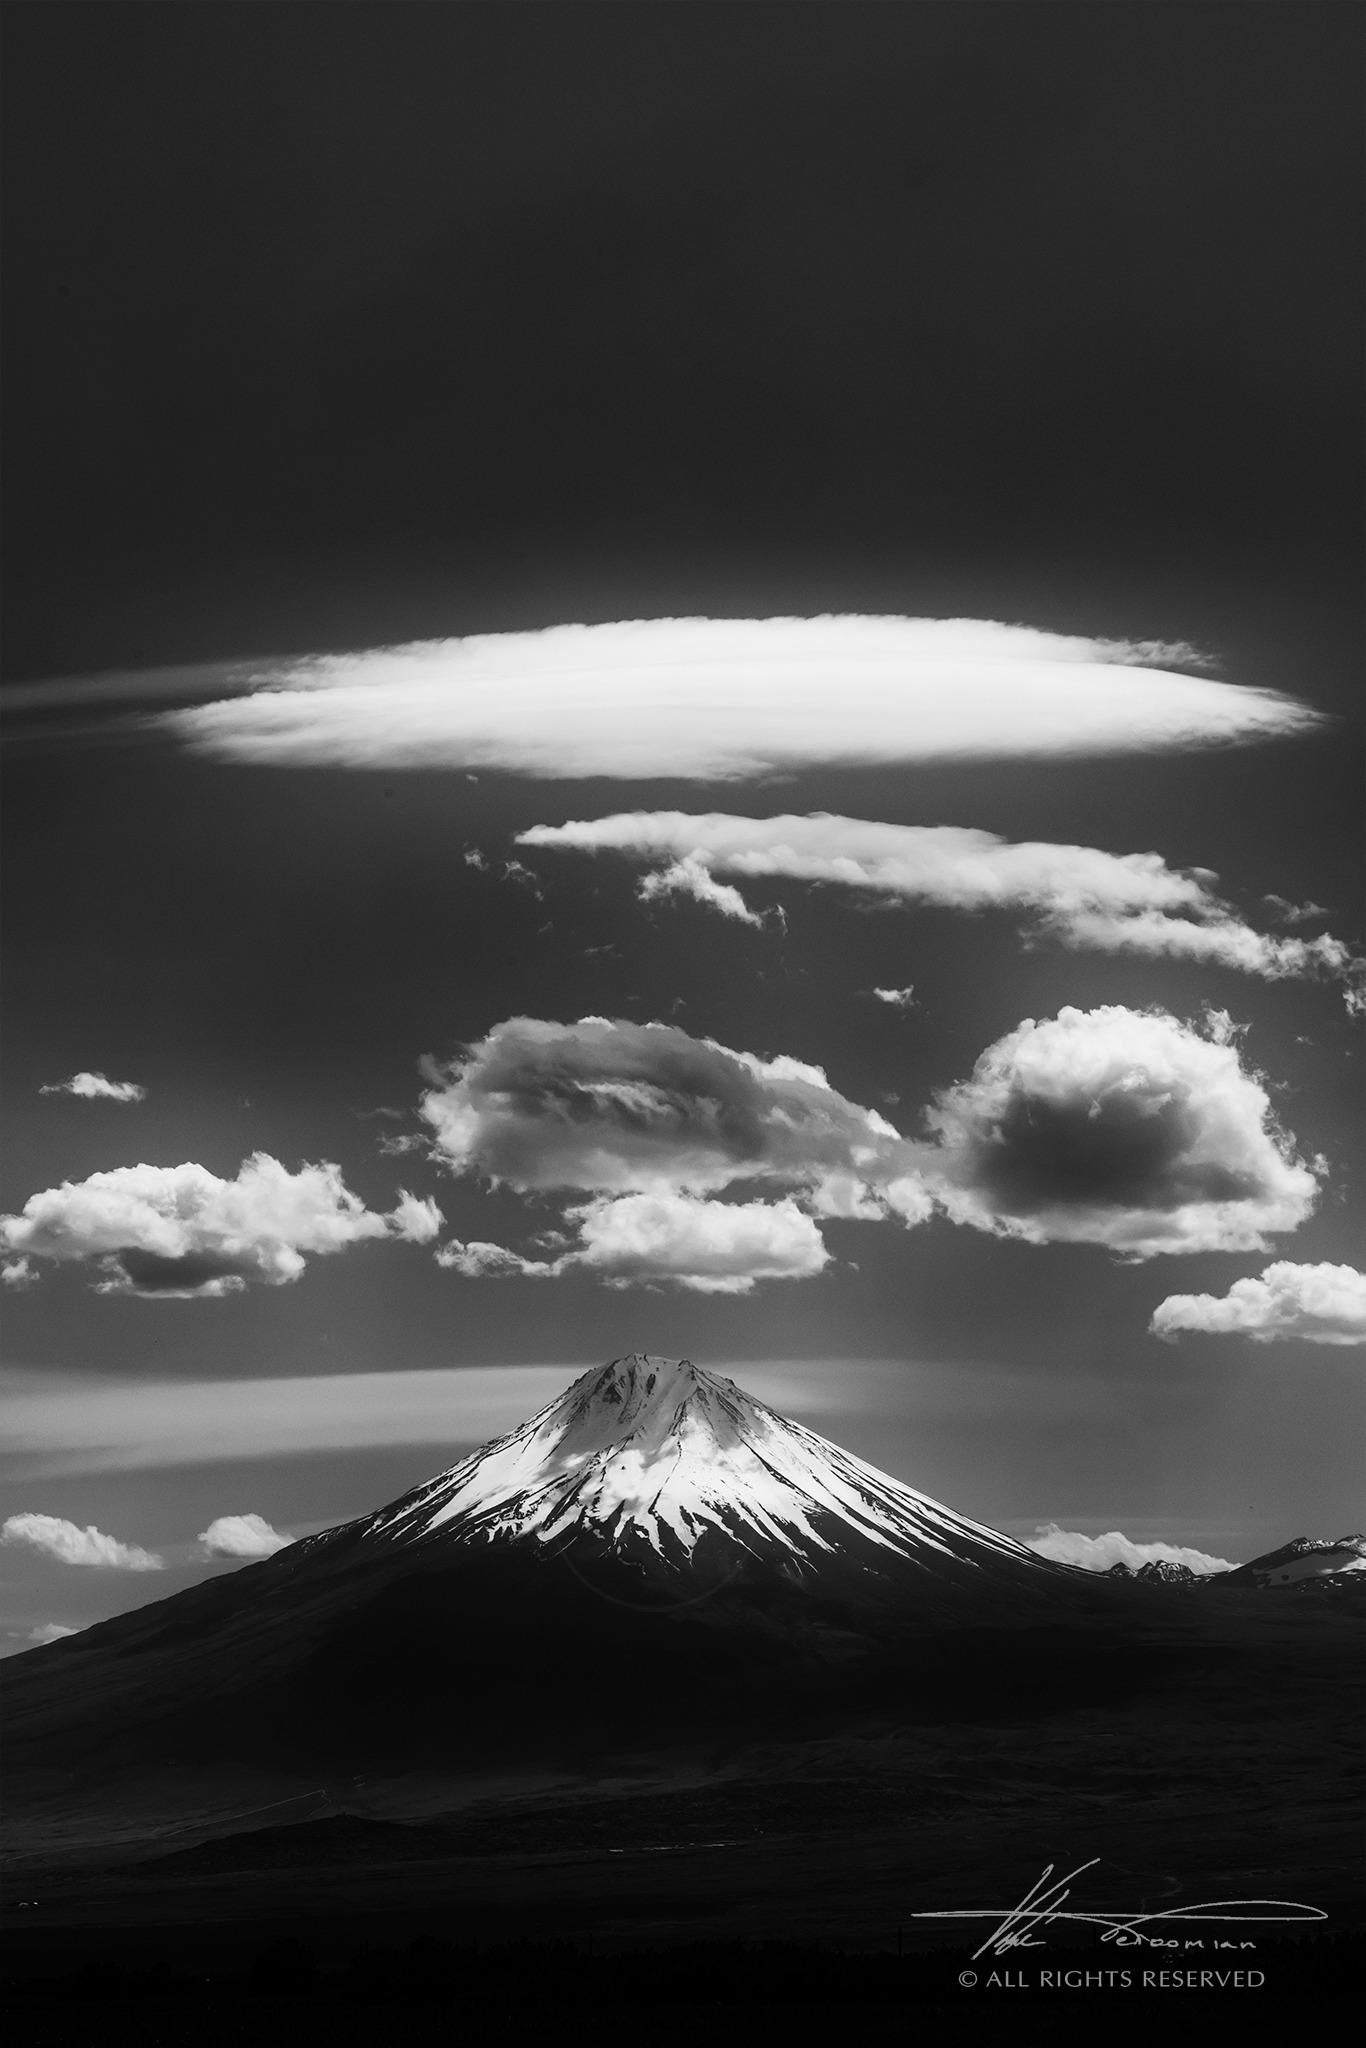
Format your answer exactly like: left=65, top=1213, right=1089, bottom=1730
left=1, top=2, right=1362, bottom=1650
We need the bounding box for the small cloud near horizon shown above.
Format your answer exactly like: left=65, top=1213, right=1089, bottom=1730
left=0, top=1622, right=82, bottom=1658
left=39, top=1070, right=146, bottom=1103
left=1027, top=1523, right=1236, bottom=1574
left=1, top=1512, right=164, bottom=1570
left=198, top=1512, right=292, bottom=1559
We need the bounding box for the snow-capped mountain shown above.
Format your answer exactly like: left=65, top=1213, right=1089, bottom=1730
left=1223, top=1534, right=1366, bottom=1589
left=3, top=1354, right=1121, bottom=1778
left=1106, top=1560, right=1200, bottom=1585
left=296, top=1353, right=1064, bottom=1595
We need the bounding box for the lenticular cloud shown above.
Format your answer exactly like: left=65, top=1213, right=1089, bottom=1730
left=518, top=809, right=1363, bottom=1003
left=162, top=617, right=1319, bottom=779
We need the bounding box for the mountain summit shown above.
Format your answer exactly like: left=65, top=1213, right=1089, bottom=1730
left=304, top=1353, right=1056, bottom=1592
left=1223, top=1534, right=1366, bottom=1588
left=5, top=1354, right=1112, bottom=1779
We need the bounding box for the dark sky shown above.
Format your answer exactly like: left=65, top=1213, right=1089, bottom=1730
left=4, top=1, right=1361, bottom=677
left=2, top=3, right=1362, bottom=1644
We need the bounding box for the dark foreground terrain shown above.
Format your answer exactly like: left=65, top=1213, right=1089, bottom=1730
left=4, top=1591, right=1361, bottom=2043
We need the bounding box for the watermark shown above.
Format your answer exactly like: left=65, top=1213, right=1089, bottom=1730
left=956, top=1966, right=1267, bottom=1990
left=913, top=1856, right=1325, bottom=1961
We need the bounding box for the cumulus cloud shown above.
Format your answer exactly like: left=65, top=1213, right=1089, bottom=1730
left=0, top=1153, right=442, bottom=1296
left=418, top=1015, right=924, bottom=1216
left=438, top=1193, right=830, bottom=1294
left=517, top=811, right=1363, bottom=1004
left=922, top=1005, right=1320, bottom=1257
left=868, top=986, right=918, bottom=1010
left=414, top=1006, right=1318, bottom=1284
left=1151, top=1261, right=1366, bottom=1346
left=2, top=1257, right=37, bottom=1289
left=39, top=1070, right=146, bottom=1103
left=159, top=616, right=1320, bottom=780
left=417, top=1014, right=934, bottom=1291
left=571, top=1193, right=827, bottom=1291
left=27, top=1622, right=80, bottom=1645
left=1, top=1512, right=164, bottom=1570
left=197, top=1513, right=292, bottom=1558
left=1026, top=1524, right=1235, bottom=1574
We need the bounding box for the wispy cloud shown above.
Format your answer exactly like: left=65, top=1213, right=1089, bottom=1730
left=39, top=1070, right=146, bottom=1103
left=1264, top=895, right=1331, bottom=926
left=463, top=846, right=544, bottom=897
left=1151, top=1261, right=1366, bottom=1346
left=639, top=856, right=771, bottom=928
left=157, top=617, right=1320, bottom=780
left=517, top=811, right=1363, bottom=1006
left=2, top=1360, right=938, bottom=1475
left=1, top=1512, right=164, bottom=1570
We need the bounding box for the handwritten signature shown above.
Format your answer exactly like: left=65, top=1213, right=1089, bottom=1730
left=912, top=1859, right=1327, bottom=1960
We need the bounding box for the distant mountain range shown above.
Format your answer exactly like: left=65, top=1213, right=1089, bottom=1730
left=1109, top=1535, right=1366, bottom=1591
left=1107, top=1559, right=1202, bottom=1584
